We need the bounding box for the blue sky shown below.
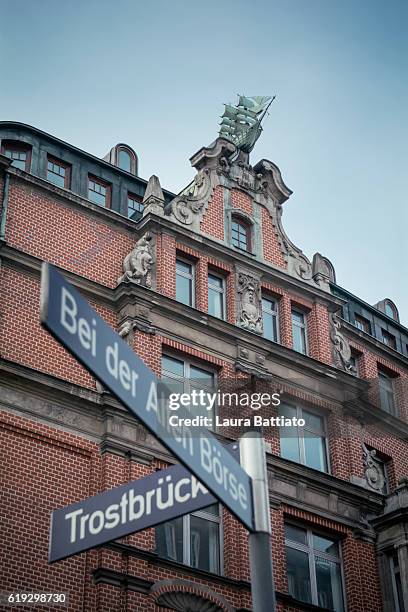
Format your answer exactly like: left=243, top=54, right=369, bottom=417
left=1, top=0, right=407, bottom=324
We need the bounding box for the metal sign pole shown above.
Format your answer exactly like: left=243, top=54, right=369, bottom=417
left=240, top=429, right=276, bottom=612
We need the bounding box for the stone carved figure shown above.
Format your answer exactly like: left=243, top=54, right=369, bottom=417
left=120, top=232, right=154, bottom=287
left=329, top=312, right=355, bottom=373
left=237, top=273, right=263, bottom=334
left=363, top=443, right=386, bottom=492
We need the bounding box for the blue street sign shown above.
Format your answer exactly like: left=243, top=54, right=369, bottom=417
left=49, top=443, right=239, bottom=563
left=49, top=463, right=215, bottom=563
left=40, top=263, right=254, bottom=533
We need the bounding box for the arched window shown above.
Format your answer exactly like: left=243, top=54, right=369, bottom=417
left=231, top=216, right=251, bottom=252
left=118, top=149, right=131, bottom=172
left=116, top=145, right=137, bottom=175
left=385, top=300, right=398, bottom=321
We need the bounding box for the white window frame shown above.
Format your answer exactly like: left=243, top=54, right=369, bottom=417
left=208, top=271, right=226, bottom=320
left=285, top=524, right=346, bottom=611
left=291, top=308, right=308, bottom=355
left=176, top=256, right=195, bottom=307
left=262, top=295, right=279, bottom=343
left=280, top=403, right=330, bottom=473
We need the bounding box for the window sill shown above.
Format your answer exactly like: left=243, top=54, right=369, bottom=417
left=277, top=591, right=335, bottom=612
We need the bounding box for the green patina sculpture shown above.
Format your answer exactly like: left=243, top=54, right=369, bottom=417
left=219, top=95, right=275, bottom=153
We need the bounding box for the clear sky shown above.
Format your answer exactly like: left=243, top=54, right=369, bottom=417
left=1, top=0, right=407, bottom=324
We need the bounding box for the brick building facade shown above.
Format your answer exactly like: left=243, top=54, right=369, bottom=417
left=0, top=120, right=407, bottom=612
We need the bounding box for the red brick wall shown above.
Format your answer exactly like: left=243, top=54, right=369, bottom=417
left=0, top=266, right=113, bottom=389
left=261, top=206, right=287, bottom=268
left=230, top=189, right=253, bottom=216
left=5, top=179, right=134, bottom=287
left=200, top=185, right=224, bottom=240
left=156, top=232, right=176, bottom=297
left=0, top=412, right=99, bottom=610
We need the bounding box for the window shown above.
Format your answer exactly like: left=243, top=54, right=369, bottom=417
left=115, top=145, right=137, bottom=174
left=385, top=300, right=398, bottom=321
left=354, top=314, right=371, bottom=334
left=285, top=524, right=344, bottom=611
left=176, top=258, right=195, bottom=306
left=118, top=149, right=131, bottom=172
left=389, top=551, right=405, bottom=612
left=161, top=354, right=216, bottom=424
left=231, top=218, right=250, bottom=252
left=382, top=329, right=397, bottom=350
left=262, top=296, right=279, bottom=343
left=378, top=370, right=396, bottom=415
left=2, top=140, right=31, bottom=171
left=208, top=272, right=226, bottom=319
left=47, top=156, right=70, bottom=189
left=156, top=504, right=221, bottom=573
left=162, top=355, right=215, bottom=396
left=291, top=309, right=308, bottom=355
left=128, top=192, right=143, bottom=220
left=280, top=403, right=328, bottom=473
left=88, top=176, right=111, bottom=207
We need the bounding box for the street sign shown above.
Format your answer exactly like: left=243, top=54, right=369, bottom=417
left=40, top=263, right=254, bottom=532
left=49, top=464, right=214, bottom=563
left=49, top=443, right=239, bottom=563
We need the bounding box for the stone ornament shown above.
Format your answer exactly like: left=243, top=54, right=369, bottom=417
left=236, top=272, right=263, bottom=334
left=118, top=232, right=154, bottom=287
left=363, top=443, right=386, bottom=492
left=142, top=174, right=165, bottom=217
left=171, top=168, right=212, bottom=225
left=329, top=312, right=355, bottom=373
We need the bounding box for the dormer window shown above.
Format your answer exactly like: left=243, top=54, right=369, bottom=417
left=231, top=217, right=251, bottom=252
left=103, top=143, right=138, bottom=176
left=88, top=175, right=111, bottom=208
left=118, top=149, right=131, bottom=172
left=385, top=300, right=398, bottom=321
left=1, top=140, right=31, bottom=172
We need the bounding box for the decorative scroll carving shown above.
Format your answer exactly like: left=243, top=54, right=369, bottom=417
left=118, top=232, right=154, bottom=287
left=236, top=272, right=263, bottom=334
left=329, top=312, right=355, bottom=373
left=363, top=443, right=386, bottom=492
left=171, top=168, right=212, bottom=225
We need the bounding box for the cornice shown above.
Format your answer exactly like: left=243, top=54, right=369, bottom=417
left=268, top=454, right=384, bottom=518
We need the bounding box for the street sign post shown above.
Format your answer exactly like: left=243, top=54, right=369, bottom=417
left=40, top=263, right=254, bottom=532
